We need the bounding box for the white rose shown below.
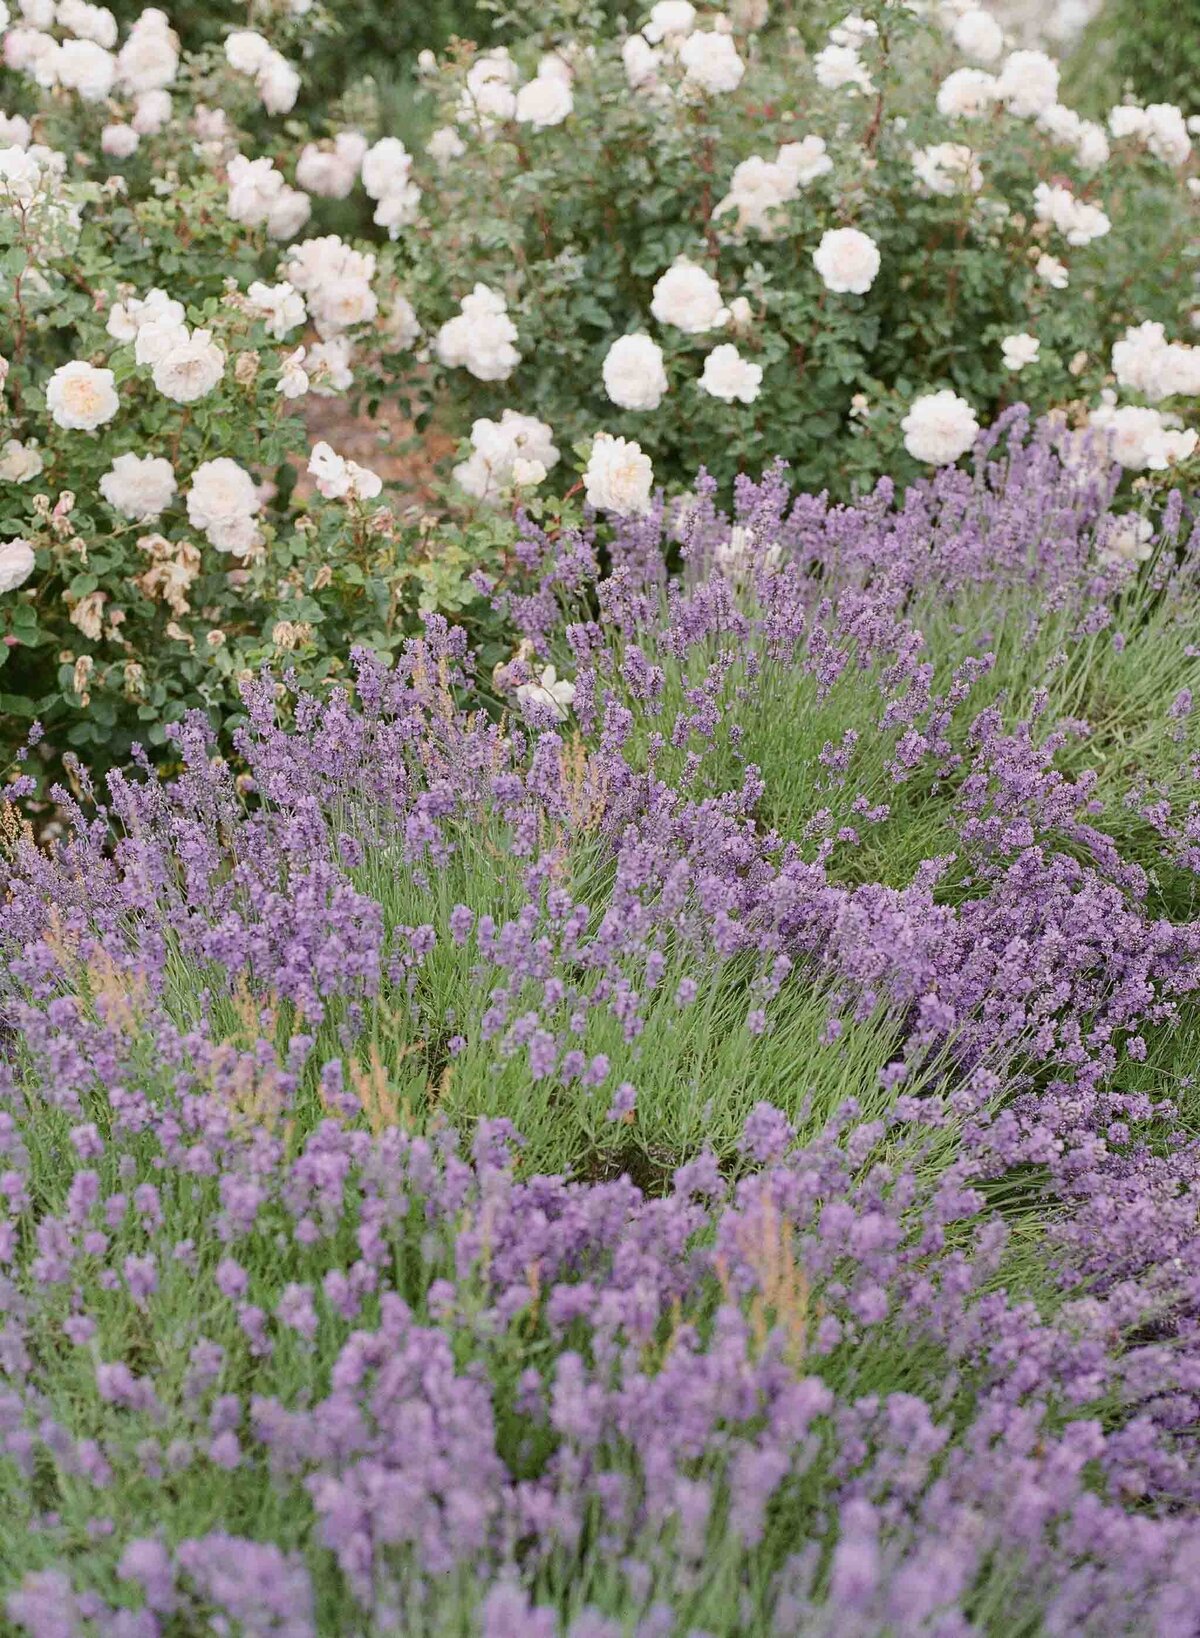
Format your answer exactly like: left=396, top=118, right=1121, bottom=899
left=0, top=438, right=43, bottom=482
left=643, top=0, right=696, bottom=43
left=297, top=131, right=367, bottom=197
left=116, top=21, right=177, bottom=92
left=0, top=538, right=36, bottom=593
left=453, top=409, right=559, bottom=503
left=256, top=50, right=299, bottom=114
left=461, top=48, right=518, bottom=126
left=714, top=155, right=798, bottom=237
left=46, top=360, right=119, bottom=430
left=901, top=390, right=979, bottom=465
left=360, top=137, right=412, bottom=199
left=266, top=186, right=311, bottom=242
left=307, top=441, right=383, bottom=501
left=602, top=333, right=668, bottom=411
left=651, top=259, right=728, bottom=333
left=186, top=457, right=261, bottom=554
left=274, top=347, right=308, bottom=400
left=622, top=34, right=661, bottom=89
left=108, top=286, right=184, bottom=345
left=777, top=135, right=833, bottom=186
left=911, top=143, right=982, bottom=196
left=995, top=49, right=1059, bottom=118
left=699, top=342, right=762, bottom=404
left=435, top=284, right=520, bottom=381
left=584, top=432, right=654, bottom=514
left=246, top=280, right=306, bottom=339
left=1091, top=403, right=1197, bottom=470
left=0, top=114, right=33, bottom=149
left=0, top=146, right=42, bottom=205
left=813, top=43, right=872, bottom=93
left=936, top=67, right=997, bottom=118
left=813, top=227, right=880, bottom=295
left=1001, top=333, right=1039, bottom=371
left=99, top=451, right=177, bottom=520
left=515, top=74, right=574, bottom=127
left=385, top=294, right=421, bottom=350
left=57, top=0, right=117, bottom=47
left=224, top=29, right=271, bottom=74
left=1035, top=253, right=1069, bottom=289
left=951, top=7, right=1003, bottom=62
left=371, top=182, right=421, bottom=238
left=284, top=235, right=377, bottom=337
left=516, top=665, right=576, bottom=721
left=511, top=457, right=546, bottom=488
left=1032, top=181, right=1110, bottom=246
left=151, top=328, right=226, bottom=402
left=306, top=336, right=354, bottom=394
left=678, top=30, right=743, bottom=94
left=56, top=37, right=115, bottom=99
left=426, top=126, right=466, bottom=167
left=101, top=123, right=139, bottom=159
left=133, top=316, right=187, bottom=365
left=1097, top=514, right=1154, bottom=566
left=226, top=154, right=285, bottom=223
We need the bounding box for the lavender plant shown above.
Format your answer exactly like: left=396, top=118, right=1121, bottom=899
left=1, top=417, right=1199, bottom=1632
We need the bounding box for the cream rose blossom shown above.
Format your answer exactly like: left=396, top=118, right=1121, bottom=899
left=584, top=433, right=654, bottom=514
left=46, top=360, right=119, bottom=430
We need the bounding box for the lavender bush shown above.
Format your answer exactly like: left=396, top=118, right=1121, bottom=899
left=1, top=416, right=1199, bottom=1632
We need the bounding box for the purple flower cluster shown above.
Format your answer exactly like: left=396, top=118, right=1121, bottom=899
left=1, top=415, right=1199, bottom=1632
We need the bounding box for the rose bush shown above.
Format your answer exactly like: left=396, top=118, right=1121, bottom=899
left=361, top=0, right=1199, bottom=495
left=0, top=0, right=1197, bottom=784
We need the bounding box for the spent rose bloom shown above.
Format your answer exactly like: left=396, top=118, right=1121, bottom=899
left=813, top=227, right=881, bottom=295
left=651, top=260, right=728, bottom=333
left=0, top=537, right=36, bottom=592
left=902, top=390, right=980, bottom=465
left=699, top=343, right=763, bottom=404
left=584, top=432, right=654, bottom=514
left=46, top=360, right=119, bottom=430
left=602, top=334, right=668, bottom=411
left=99, top=452, right=177, bottom=520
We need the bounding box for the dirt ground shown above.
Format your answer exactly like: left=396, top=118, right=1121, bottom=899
left=294, top=392, right=456, bottom=508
